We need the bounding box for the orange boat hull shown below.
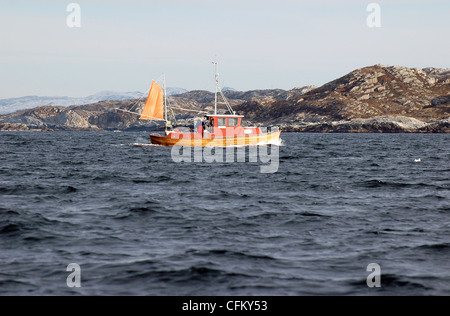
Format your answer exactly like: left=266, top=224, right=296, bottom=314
left=150, top=130, right=282, bottom=147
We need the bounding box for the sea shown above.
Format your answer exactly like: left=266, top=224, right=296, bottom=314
left=0, top=131, right=449, bottom=296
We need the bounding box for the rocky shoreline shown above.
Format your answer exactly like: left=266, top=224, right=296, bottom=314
left=279, top=117, right=450, bottom=133
left=2, top=118, right=448, bottom=133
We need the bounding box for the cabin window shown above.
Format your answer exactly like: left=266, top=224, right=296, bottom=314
left=217, top=118, right=226, bottom=127
left=228, top=118, right=238, bottom=127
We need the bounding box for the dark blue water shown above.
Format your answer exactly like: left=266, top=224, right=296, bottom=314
left=0, top=131, right=449, bottom=295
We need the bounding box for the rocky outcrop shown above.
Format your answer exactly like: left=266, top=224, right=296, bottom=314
left=0, top=123, right=30, bottom=131
left=0, top=106, right=97, bottom=131
left=173, top=88, right=317, bottom=104
left=0, top=65, right=448, bottom=132
left=235, top=65, right=449, bottom=132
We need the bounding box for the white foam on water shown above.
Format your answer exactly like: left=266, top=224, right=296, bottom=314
left=131, top=143, right=164, bottom=147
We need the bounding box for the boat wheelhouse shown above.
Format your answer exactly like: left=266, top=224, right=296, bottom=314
left=200, top=114, right=262, bottom=137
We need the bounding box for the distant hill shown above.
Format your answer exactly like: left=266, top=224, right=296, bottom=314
left=166, top=87, right=189, bottom=96
left=234, top=65, right=450, bottom=132
left=221, top=87, right=237, bottom=92
left=0, top=88, right=188, bottom=115
left=1, top=65, right=448, bottom=132
left=173, top=86, right=317, bottom=104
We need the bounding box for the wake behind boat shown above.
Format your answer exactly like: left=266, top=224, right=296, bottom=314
left=118, top=63, right=281, bottom=147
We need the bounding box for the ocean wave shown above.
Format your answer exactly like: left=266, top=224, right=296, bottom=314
left=358, top=179, right=446, bottom=189
left=0, top=223, right=24, bottom=235
left=0, top=184, right=78, bottom=195
left=414, top=243, right=450, bottom=252
left=99, top=263, right=250, bottom=287
left=187, top=249, right=277, bottom=261
left=348, top=274, right=431, bottom=291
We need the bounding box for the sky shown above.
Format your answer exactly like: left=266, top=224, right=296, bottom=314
left=0, top=0, right=449, bottom=98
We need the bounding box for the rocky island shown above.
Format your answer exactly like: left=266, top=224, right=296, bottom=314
left=1, top=65, right=448, bottom=133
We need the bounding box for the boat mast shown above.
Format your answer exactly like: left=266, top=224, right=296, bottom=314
left=163, top=72, right=168, bottom=132
left=213, top=62, right=218, bottom=115
left=212, top=62, right=235, bottom=115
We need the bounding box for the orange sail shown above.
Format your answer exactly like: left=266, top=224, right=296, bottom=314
left=140, top=81, right=164, bottom=120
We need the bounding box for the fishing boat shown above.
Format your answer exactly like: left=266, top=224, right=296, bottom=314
left=120, top=63, right=281, bottom=147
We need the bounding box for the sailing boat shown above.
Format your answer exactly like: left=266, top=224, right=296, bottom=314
left=131, top=63, right=281, bottom=147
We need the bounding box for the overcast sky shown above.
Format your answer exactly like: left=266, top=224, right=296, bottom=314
left=0, top=0, right=449, bottom=98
